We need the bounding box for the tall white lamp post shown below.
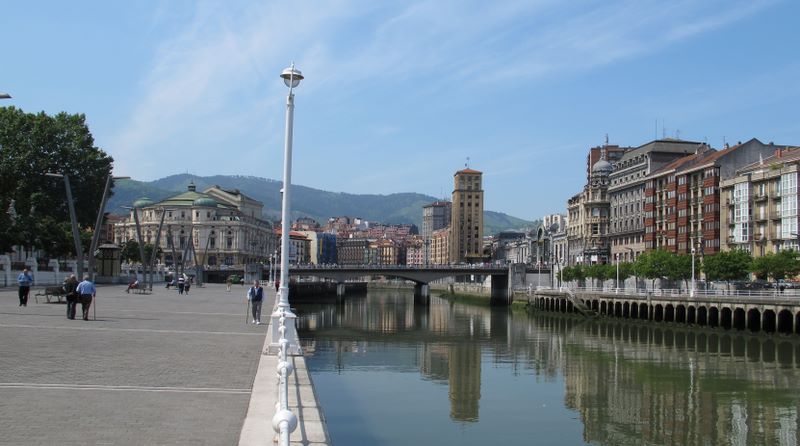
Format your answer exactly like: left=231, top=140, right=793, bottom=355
left=615, top=252, right=619, bottom=294
left=270, top=64, right=303, bottom=355
left=690, top=245, right=696, bottom=298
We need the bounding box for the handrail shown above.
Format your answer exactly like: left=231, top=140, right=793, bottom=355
left=555, top=285, right=800, bottom=300
left=272, top=310, right=298, bottom=445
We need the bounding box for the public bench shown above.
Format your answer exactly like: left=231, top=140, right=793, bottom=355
left=35, top=286, right=66, bottom=304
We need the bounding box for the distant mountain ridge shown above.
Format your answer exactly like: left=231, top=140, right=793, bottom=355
left=108, top=174, right=538, bottom=236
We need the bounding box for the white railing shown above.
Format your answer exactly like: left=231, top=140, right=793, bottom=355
left=272, top=311, right=297, bottom=446
left=559, top=285, right=800, bottom=300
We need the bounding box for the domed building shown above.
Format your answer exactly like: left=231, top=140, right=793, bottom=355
left=567, top=147, right=613, bottom=265
left=114, top=183, right=277, bottom=267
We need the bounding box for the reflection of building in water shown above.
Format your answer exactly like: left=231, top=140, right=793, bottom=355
left=448, top=343, right=481, bottom=422
left=535, top=314, right=800, bottom=446
left=419, top=344, right=450, bottom=382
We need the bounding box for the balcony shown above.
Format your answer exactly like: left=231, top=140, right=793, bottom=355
left=754, top=214, right=768, bottom=222
left=725, top=198, right=733, bottom=206
left=771, top=211, right=782, bottom=220
left=754, top=193, right=767, bottom=202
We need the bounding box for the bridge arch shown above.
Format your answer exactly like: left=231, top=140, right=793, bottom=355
left=777, top=310, right=793, bottom=334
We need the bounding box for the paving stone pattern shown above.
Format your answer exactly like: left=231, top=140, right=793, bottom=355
left=0, top=283, right=273, bottom=446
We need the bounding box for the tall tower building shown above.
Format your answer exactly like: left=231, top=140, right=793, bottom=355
left=450, top=168, right=484, bottom=263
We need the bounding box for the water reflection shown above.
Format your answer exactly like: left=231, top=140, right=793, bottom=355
left=296, top=290, right=800, bottom=446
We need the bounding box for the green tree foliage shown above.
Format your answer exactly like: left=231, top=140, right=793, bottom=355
left=635, top=250, right=675, bottom=287
left=668, top=253, right=695, bottom=288
left=702, top=250, right=752, bottom=282
left=0, top=107, right=113, bottom=254
left=752, top=250, right=800, bottom=281
left=120, top=240, right=140, bottom=263
left=617, top=262, right=634, bottom=281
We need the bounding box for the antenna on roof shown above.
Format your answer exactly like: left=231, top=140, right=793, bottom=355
left=662, top=124, right=666, bottom=139
left=675, top=129, right=681, bottom=140
left=465, top=156, right=470, bottom=169
left=654, top=119, right=658, bottom=141
left=605, top=133, right=609, bottom=145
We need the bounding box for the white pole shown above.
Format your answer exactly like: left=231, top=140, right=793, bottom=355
left=615, top=253, right=619, bottom=294
left=278, top=89, right=294, bottom=311
left=691, top=246, right=696, bottom=298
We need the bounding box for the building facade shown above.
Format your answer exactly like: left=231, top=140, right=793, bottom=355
left=450, top=168, right=484, bottom=263
left=720, top=145, right=798, bottom=256
left=422, top=201, right=452, bottom=239
left=566, top=149, right=612, bottom=265
left=645, top=139, right=782, bottom=255
left=114, top=184, right=276, bottom=267
left=609, top=139, right=704, bottom=262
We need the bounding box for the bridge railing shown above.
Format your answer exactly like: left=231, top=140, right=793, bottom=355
left=560, top=285, right=800, bottom=300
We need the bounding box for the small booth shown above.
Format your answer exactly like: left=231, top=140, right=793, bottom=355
left=96, top=243, right=122, bottom=283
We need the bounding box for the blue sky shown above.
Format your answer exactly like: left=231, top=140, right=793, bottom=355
left=2, top=0, right=799, bottom=221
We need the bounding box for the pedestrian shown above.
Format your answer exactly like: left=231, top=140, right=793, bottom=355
left=177, top=274, right=185, bottom=294
left=247, top=280, right=264, bottom=324
left=275, top=279, right=279, bottom=293
left=75, top=275, right=96, bottom=321
left=184, top=277, right=191, bottom=294
left=63, top=274, right=79, bottom=319
left=17, top=268, right=33, bottom=307
left=226, top=276, right=232, bottom=292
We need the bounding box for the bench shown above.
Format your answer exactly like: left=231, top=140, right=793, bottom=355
left=35, top=286, right=66, bottom=304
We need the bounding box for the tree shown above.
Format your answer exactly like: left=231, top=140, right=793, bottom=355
left=703, top=250, right=752, bottom=283
left=120, top=240, right=140, bottom=263
left=0, top=107, right=114, bottom=254
left=753, top=250, right=800, bottom=281
left=668, top=253, right=694, bottom=289
left=635, top=250, right=675, bottom=288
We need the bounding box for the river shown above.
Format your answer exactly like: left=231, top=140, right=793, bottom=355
left=295, top=289, right=800, bottom=446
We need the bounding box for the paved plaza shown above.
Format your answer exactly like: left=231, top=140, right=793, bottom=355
left=0, top=281, right=272, bottom=445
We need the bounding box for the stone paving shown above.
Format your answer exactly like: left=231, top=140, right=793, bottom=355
left=0, top=282, right=271, bottom=446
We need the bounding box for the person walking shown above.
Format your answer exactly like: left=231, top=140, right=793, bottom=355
left=63, top=274, right=79, bottom=319
left=177, top=274, right=185, bottom=294
left=226, top=276, right=232, bottom=292
left=184, top=276, right=191, bottom=294
left=17, top=268, right=33, bottom=307
left=247, top=280, right=264, bottom=325
left=75, top=275, right=96, bottom=321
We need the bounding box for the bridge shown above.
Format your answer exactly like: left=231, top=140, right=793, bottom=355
left=278, top=264, right=548, bottom=303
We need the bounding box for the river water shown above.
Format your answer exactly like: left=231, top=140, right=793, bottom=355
left=295, top=289, right=800, bottom=446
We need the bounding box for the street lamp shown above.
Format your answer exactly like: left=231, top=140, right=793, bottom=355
left=45, top=172, right=83, bottom=279
left=271, top=63, right=303, bottom=355
left=690, top=244, right=696, bottom=298
left=625, top=247, right=635, bottom=292
left=615, top=252, right=619, bottom=294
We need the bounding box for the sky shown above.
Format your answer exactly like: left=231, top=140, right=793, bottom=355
left=2, top=0, right=799, bottom=221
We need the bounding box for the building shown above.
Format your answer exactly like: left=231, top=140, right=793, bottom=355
left=450, top=168, right=484, bottom=263
left=422, top=201, right=452, bottom=239
left=275, top=230, right=311, bottom=264
left=609, top=139, right=704, bottom=262
left=431, top=228, right=450, bottom=265
left=566, top=148, right=613, bottom=265
left=551, top=215, right=569, bottom=266
left=296, top=230, right=337, bottom=265
left=720, top=144, right=798, bottom=256
left=336, top=238, right=372, bottom=265
left=644, top=138, right=782, bottom=255
left=406, top=236, right=425, bottom=266
left=114, top=183, right=276, bottom=267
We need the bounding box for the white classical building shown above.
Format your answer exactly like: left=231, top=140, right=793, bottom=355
left=114, top=183, right=277, bottom=267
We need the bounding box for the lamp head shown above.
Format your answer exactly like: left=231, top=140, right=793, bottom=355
left=280, top=65, right=303, bottom=88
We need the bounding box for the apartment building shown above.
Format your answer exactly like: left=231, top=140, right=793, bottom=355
left=720, top=144, right=798, bottom=256
left=609, top=139, right=704, bottom=262
left=645, top=139, right=781, bottom=255
left=450, top=168, right=484, bottom=263
left=566, top=149, right=612, bottom=265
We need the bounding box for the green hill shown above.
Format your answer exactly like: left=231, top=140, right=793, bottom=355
left=109, top=174, right=538, bottom=236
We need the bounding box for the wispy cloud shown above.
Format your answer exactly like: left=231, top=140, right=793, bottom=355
left=110, top=0, right=772, bottom=185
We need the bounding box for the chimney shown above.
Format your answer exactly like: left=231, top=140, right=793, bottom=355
left=776, top=148, right=782, bottom=158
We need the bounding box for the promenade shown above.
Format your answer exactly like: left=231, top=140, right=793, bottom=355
left=0, top=282, right=329, bottom=446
